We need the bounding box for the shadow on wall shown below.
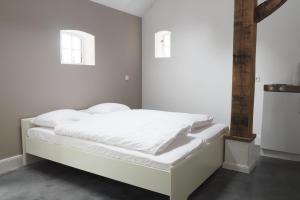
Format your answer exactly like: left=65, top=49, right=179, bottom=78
left=292, top=63, right=300, bottom=85
left=297, top=63, right=300, bottom=85
left=293, top=63, right=300, bottom=85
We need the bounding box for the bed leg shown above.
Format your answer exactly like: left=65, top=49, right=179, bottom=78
left=23, top=153, right=40, bottom=166
left=21, top=118, right=42, bottom=166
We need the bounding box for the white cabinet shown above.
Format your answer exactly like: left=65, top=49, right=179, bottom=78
left=261, top=92, right=300, bottom=155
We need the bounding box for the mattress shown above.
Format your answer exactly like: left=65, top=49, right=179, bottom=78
left=27, top=124, right=228, bottom=171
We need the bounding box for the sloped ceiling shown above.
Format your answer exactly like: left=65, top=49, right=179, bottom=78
left=90, top=0, right=156, bottom=17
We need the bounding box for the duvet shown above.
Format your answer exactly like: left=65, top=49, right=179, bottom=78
left=55, top=110, right=213, bottom=155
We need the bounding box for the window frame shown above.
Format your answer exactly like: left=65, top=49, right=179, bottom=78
left=60, top=30, right=95, bottom=66
left=155, top=31, right=171, bottom=58
left=60, top=32, right=84, bottom=65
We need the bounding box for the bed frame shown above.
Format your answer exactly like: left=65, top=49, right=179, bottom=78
left=21, top=118, right=224, bottom=200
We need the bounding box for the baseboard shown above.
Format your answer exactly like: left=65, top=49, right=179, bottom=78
left=261, top=149, right=300, bottom=162
left=0, top=155, right=23, bottom=175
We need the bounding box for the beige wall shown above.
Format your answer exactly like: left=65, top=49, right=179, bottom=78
left=0, top=0, right=142, bottom=160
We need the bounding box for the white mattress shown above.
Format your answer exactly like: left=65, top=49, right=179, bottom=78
left=27, top=124, right=228, bottom=171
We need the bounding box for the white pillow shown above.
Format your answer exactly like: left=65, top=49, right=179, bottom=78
left=86, top=103, right=130, bottom=114
left=33, top=109, right=90, bottom=128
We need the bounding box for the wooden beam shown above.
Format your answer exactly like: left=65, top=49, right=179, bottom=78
left=255, top=0, right=287, bottom=23
left=229, top=0, right=287, bottom=142
left=229, top=0, right=258, bottom=142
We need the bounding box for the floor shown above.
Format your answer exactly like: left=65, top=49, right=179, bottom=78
left=0, top=157, right=299, bottom=200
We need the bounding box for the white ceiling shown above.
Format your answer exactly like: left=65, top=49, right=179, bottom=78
left=90, top=0, right=156, bottom=17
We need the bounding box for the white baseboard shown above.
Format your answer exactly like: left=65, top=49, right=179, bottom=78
left=0, top=155, right=23, bottom=175
left=261, top=149, right=300, bottom=162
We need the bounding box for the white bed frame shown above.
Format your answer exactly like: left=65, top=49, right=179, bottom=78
left=21, top=118, right=224, bottom=200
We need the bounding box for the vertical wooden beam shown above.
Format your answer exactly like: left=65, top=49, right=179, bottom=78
left=228, top=0, right=258, bottom=142
left=228, top=0, right=287, bottom=142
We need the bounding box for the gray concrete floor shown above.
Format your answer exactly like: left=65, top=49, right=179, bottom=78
left=0, top=156, right=299, bottom=200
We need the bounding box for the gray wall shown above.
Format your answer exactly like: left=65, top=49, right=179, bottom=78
left=0, top=0, right=142, bottom=160
left=143, top=0, right=297, bottom=144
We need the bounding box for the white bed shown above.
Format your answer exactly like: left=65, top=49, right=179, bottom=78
left=22, top=118, right=227, bottom=200
left=27, top=124, right=227, bottom=171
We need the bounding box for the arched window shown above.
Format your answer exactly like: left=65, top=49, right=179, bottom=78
left=60, top=30, right=95, bottom=66
left=155, top=31, right=171, bottom=58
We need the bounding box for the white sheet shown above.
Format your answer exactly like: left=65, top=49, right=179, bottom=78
left=27, top=124, right=228, bottom=171
left=54, top=110, right=213, bottom=155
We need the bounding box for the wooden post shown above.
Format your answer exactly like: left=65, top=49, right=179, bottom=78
left=228, top=0, right=287, bottom=142
left=228, top=0, right=258, bottom=142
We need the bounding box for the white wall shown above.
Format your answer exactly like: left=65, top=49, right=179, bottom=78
left=142, top=0, right=234, bottom=123
left=142, top=0, right=299, bottom=144
left=255, top=0, right=300, bottom=144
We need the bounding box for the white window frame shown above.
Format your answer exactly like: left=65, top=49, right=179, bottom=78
left=155, top=31, right=171, bottom=58
left=60, top=30, right=95, bottom=66
left=60, top=32, right=83, bottom=65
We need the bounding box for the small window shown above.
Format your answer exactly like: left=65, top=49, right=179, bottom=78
left=60, top=30, right=95, bottom=66
left=155, top=31, right=171, bottom=58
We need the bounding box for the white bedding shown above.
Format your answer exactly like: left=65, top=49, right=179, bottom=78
left=27, top=124, right=228, bottom=171
left=54, top=110, right=213, bottom=155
